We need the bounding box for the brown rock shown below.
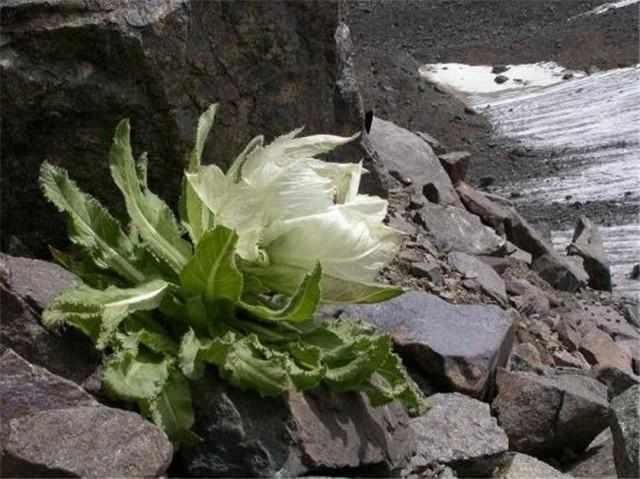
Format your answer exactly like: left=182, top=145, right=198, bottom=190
left=580, top=329, right=633, bottom=372
left=438, top=151, right=471, bottom=185
left=456, top=181, right=511, bottom=233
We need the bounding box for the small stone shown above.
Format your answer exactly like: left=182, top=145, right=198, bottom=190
left=492, top=65, right=510, bottom=74
left=494, top=75, right=509, bottom=84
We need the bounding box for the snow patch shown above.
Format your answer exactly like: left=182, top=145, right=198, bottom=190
left=575, top=0, right=640, bottom=17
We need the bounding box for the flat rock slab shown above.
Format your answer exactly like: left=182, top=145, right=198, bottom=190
left=610, top=385, right=640, bottom=479
left=417, top=204, right=506, bottom=256
left=3, top=406, right=172, bottom=478
left=496, top=453, right=569, bottom=478
left=182, top=380, right=414, bottom=477
left=448, top=251, right=507, bottom=305
left=334, top=291, right=515, bottom=398
left=404, top=393, right=508, bottom=477
left=493, top=369, right=609, bottom=457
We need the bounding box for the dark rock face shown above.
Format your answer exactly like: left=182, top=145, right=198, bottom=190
left=593, top=366, right=640, bottom=400
left=416, top=204, right=506, bottom=257
left=182, top=378, right=414, bottom=477
left=334, top=291, right=515, bottom=399
left=404, top=393, right=508, bottom=477
left=448, top=251, right=507, bottom=306
left=610, top=385, right=640, bottom=479
left=438, top=151, right=471, bottom=185
left=1, top=0, right=349, bottom=255
left=3, top=406, right=173, bottom=478
left=567, top=216, right=612, bottom=291
left=0, top=255, right=99, bottom=385
left=367, top=117, right=462, bottom=207
left=492, top=369, right=609, bottom=457
left=567, top=430, right=617, bottom=479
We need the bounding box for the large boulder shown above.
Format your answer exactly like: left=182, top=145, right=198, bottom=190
left=492, top=369, right=609, bottom=457
left=181, top=380, right=415, bottom=477
left=331, top=291, right=515, bottom=399
left=367, top=117, right=462, bottom=207
left=610, top=385, right=640, bottom=478
left=567, top=216, right=612, bottom=291
left=416, top=204, right=506, bottom=257
left=0, top=255, right=100, bottom=385
left=403, top=393, right=509, bottom=477
left=2, top=406, right=173, bottom=478
left=1, top=0, right=355, bottom=255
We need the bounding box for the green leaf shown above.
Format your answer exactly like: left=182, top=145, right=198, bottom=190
left=179, top=104, right=218, bottom=243
left=110, top=120, right=192, bottom=273
left=239, top=263, right=321, bottom=323
left=180, top=226, right=243, bottom=314
left=49, top=246, right=125, bottom=289
left=103, top=348, right=171, bottom=402
left=40, top=162, right=146, bottom=284
left=43, top=279, right=171, bottom=349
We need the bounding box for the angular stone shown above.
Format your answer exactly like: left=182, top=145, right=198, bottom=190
left=404, top=393, right=508, bottom=477
left=438, top=151, right=471, bottom=185
left=567, top=430, right=617, bottom=479
left=504, top=275, right=551, bottom=316
left=408, top=261, right=443, bottom=285
left=567, top=216, right=612, bottom=291
left=610, top=385, right=640, bottom=479
left=495, top=453, right=569, bottom=479
left=455, top=181, right=511, bottom=233
left=533, top=252, right=589, bottom=292
left=580, top=329, right=633, bottom=372
left=492, top=369, right=609, bottom=457
left=416, top=204, right=506, bottom=257
left=593, top=366, right=640, bottom=399
left=367, top=117, right=461, bottom=207
left=0, top=256, right=99, bottom=385
left=3, top=406, right=172, bottom=478
left=334, top=291, right=515, bottom=398
left=509, top=343, right=545, bottom=373
left=448, top=251, right=507, bottom=305
left=182, top=380, right=414, bottom=477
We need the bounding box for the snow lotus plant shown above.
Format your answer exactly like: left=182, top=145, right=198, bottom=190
left=39, top=104, right=425, bottom=444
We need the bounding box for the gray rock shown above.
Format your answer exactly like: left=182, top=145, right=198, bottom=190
left=568, top=430, right=617, bottom=479
left=623, top=302, right=640, bottom=329
left=438, top=151, right=471, bottom=185
left=0, top=255, right=100, bottom=385
left=404, top=393, right=508, bottom=477
left=593, top=366, right=640, bottom=399
left=416, top=204, right=506, bottom=257
left=580, top=329, right=633, bottom=372
left=448, top=251, right=507, bottom=305
left=2, top=0, right=351, bottom=255
left=567, top=216, right=612, bottom=291
left=182, top=381, right=414, bottom=477
left=610, top=385, right=640, bottom=478
left=495, top=453, right=569, bottom=478
left=408, top=260, right=443, bottom=285
left=334, top=291, right=515, bottom=398
left=455, top=181, right=511, bottom=234
left=509, top=343, right=545, bottom=373
left=3, top=406, right=172, bottom=478
left=416, top=131, right=446, bottom=155
left=492, top=369, right=609, bottom=457
left=367, top=117, right=462, bottom=207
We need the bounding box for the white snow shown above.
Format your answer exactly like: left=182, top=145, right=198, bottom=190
left=575, top=0, right=640, bottom=17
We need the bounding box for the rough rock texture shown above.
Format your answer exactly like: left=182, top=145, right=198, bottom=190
left=593, top=366, right=640, bottom=400
left=367, top=117, right=461, bottom=207
left=438, top=151, right=471, bottom=185
left=182, top=379, right=415, bottom=477
left=3, top=406, right=173, bottom=478
left=0, top=255, right=100, bottom=385
left=404, top=393, right=508, bottom=477
left=416, top=204, right=506, bottom=257
left=579, top=329, right=633, bottom=372
left=1, top=0, right=354, bottom=255
left=456, top=181, right=511, bottom=234
left=495, top=453, right=568, bottom=479
left=610, top=385, right=640, bottom=479
left=448, top=251, right=507, bottom=305
left=568, top=430, right=617, bottom=479
left=493, top=369, right=609, bottom=457
left=333, top=291, right=515, bottom=398
left=567, top=216, right=612, bottom=291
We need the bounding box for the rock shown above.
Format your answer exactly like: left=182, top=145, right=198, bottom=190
left=630, top=263, right=640, bottom=280
left=565, top=303, right=639, bottom=341
left=2, top=0, right=351, bottom=255
left=610, top=385, right=640, bottom=478
left=567, top=430, right=617, bottom=479
left=579, top=329, right=633, bottom=372
left=504, top=275, right=551, bottom=316
left=334, top=291, right=515, bottom=398
left=533, top=252, right=589, bottom=292
left=438, top=151, right=471, bottom=185
left=495, top=75, right=509, bottom=84
left=455, top=181, right=511, bottom=234
left=492, top=369, right=609, bottom=457
left=404, top=393, right=508, bottom=477
left=0, top=349, right=98, bottom=427
left=553, top=350, right=590, bottom=370
left=0, top=256, right=100, bottom=385
left=2, top=406, right=172, bottom=478
left=448, top=252, right=507, bottom=305
left=367, top=117, right=462, bottom=207
left=567, top=216, right=612, bottom=291
left=416, top=204, right=506, bottom=257
left=492, top=65, right=510, bottom=74
left=182, top=381, right=414, bottom=477
left=509, top=342, right=545, bottom=373
left=495, top=453, right=568, bottom=478
left=408, top=261, right=443, bottom=285
left=623, top=302, right=640, bottom=328
left=593, top=366, right=640, bottom=399
left=416, top=131, right=446, bottom=155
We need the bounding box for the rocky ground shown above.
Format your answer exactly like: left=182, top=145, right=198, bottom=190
left=1, top=1, right=639, bottom=478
